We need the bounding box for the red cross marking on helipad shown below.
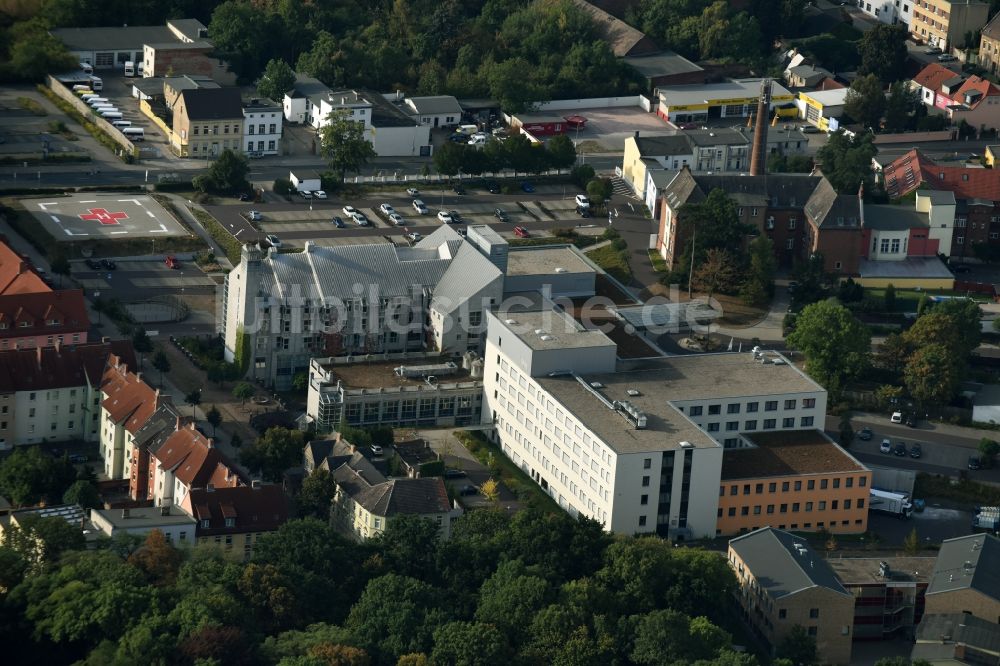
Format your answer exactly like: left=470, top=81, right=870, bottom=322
left=79, top=208, right=129, bottom=225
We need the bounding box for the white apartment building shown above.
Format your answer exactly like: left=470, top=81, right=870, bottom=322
left=857, top=0, right=914, bottom=26
left=222, top=226, right=503, bottom=390
left=482, top=308, right=827, bottom=539
left=242, top=98, right=282, bottom=156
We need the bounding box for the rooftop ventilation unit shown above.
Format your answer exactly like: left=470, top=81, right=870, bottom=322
left=626, top=389, right=641, bottom=397
left=554, top=267, right=567, bottom=273
left=590, top=382, right=604, bottom=389
left=539, top=335, right=555, bottom=341
left=679, top=440, right=693, bottom=449
left=395, top=362, right=458, bottom=378
left=614, top=400, right=647, bottom=429
left=504, top=318, right=517, bottom=325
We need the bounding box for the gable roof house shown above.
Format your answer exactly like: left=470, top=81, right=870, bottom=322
left=0, top=240, right=49, bottom=295
left=170, top=87, right=244, bottom=157
left=911, top=64, right=1000, bottom=129
left=924, top=534, right=1000, bottom=623
left=330, top=463, right=456, bottom=541
left=729, top=528, right=855, bottom=665
left=99, top=353, right=167, bottom=480
left=182, top=483, right=289, bottom=559
left=912, top=612, right=1000, bottom=665
left=0, top=338, right=134, bottom=448
left=0, top=289, right=90, bottom=350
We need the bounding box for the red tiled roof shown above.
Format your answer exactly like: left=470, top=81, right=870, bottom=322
left=0, top=339, right=135, bottom=392
left=182, top=484, right=289, bottom=536
left=100, top=354, right=161, bottom=432
left=0, top=238, right=50, bottom=295
left=152, top=423, right=244, bottom=488
left=882, top=149, right=1000, bottom=200
left=0, top=289, right=89, bottom=339
left=912, top=63, right=958, bottom=92
left=816, top=77, right=845, bottom=91
left=950, top=76, right=1000, bottom=109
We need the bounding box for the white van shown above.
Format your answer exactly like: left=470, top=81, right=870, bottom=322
left=124, top=61, right=135, bottom=77
left=457, top=124, right=478, bottom=135
left=92, top=103, right=114, bottom=112
left=72, top=84, right=90, bottom=92
left=111, top=120, right=131, bottom=128
left=123, top=127, right=144, bottom=141
left=79, top=62, right=93, bottom=74
left=81, top=93, right=99, bottom=102
left=87, top=97, right=108, bottom=106
left=89, top=76, right=103, bottom=91
left=100, top=111, right=123, bottom=121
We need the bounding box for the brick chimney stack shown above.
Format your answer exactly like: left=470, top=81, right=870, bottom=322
left=749, top=79, right=772, bottom=176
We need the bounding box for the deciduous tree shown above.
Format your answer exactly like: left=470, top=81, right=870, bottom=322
left=905, top=342, right=961, bottom=406
left=62, top=479, right=99, bottom=509
left=776, top=625, right=817, bottom=666
left=546, top=134, right=577, bottom=170
left=858, top=23, right=909, bottom=84
left=206, top=405, right=222, bottom=437
left=151, top=349, right=170, bottom=388
left=345, top=574, right=448, bottom=662
left=258, top=58, right=296, bottom=101
left=692, top=248, right=740, bottom=302
left=431, top=621, right=509, bottom=666
left=298, top=469, right=337, bottom=520
left=320, top=110, right=377, bottom=183
left=844, top=74, right=886, bottom=130
left=816, top=131, right=877, bottom=194
left=786, top=300, right=871, bottom=396
left=241, top=427, right=306, bottom=482
left=128, top=529, right=182, bottom=586
left=233, top=381, right=255, bottom=406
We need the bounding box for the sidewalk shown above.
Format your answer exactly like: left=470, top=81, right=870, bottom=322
left=158, top=193, right=234, bottom=270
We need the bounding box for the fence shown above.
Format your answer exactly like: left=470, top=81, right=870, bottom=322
left=954, top=280, right=997, bottom=298
left=533, top=95, right=653, bottom=112
left=139, top=98, right=176, bottom=149
left=346, top=167, right=573, bottom=185
left=44, top=75, right=138, bottom=159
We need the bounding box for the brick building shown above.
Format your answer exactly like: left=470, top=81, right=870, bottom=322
left=171, top=87, right=244, bottom=158
left=880, top=149, right=1000, bottom=260
left=0, top=289, right=90, bottom=351
left=717, top=430, right=872, bottom=537
left=729, top=527, right=856, bottom=665
left=924, top=534, right=1000, bottom=623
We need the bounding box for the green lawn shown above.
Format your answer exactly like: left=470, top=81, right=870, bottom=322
left=453, top=430, right=561, bottom=514
left=587, top=244, right=631, bottom=283
left=647, top=249, right=667, bottom=273
left=864, top=287, right=992, bottom=312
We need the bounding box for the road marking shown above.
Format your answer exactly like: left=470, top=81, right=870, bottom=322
left=150, top=229, right=169, bottom=234
left=79, top=200, right=96, bottom=204
left=38, top=202, right=58, bottom=208
left=146, top=211, right=155, bottom=218
left=117, top=199, right=141, bottom=205
left=110, top=231, right=128, bottom=235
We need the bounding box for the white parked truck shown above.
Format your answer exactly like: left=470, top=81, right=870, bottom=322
left=869, top=488, right=913, bottom=519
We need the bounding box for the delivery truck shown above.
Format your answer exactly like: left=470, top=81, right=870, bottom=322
left=869, top=488, right=913, bottom=519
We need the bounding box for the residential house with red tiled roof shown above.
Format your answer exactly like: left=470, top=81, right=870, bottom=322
left=181, top=483, right=288, bottom=559
left=879, top=149, right=1000, bottom=258
left=0, top=239, right=50, bottom=296
left=911, top=63, right=966, bottom=107
left=0, top=289, right=90, bottom=351
left=149, top=421, right=242, bottom=509
left=0, top=339, right=134, bottom=448
left=100, top=353, right=167, bottom=479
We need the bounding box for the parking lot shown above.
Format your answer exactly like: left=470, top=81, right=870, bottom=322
left=25, top=193, right=187, bottom=240
left=555, top=105, right=671, bottom=151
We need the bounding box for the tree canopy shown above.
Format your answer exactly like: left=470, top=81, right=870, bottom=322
left=787, top=300, right=871, bottom=395
left=816, top=131, right=878, bottom=194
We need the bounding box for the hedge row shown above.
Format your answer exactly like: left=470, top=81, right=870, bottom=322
left=189, top=207, right=242, bottom=265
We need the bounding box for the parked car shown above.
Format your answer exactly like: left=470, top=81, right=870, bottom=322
left=577, top=205, right=592, bottom=218
left=951, top=264, right=972, bottom=274
left=370, top=444, right=384, bottom=457
left=799, top=125, right=820, bottom=134
left=880, top=438, right=892, bottom=454
left=405, top=232, right=422, bottom=242
left=332, top=216, right=346, bottom=228
left=890, top=411, right=903, bottom=424
left=164, top=256, right=179, bottom=269
left=787, top=280, right=799, bottom=293
left=857, top=427, right=873, bottom=441
left=412, top=199, right=428, bottom=214
left=389, top=213, right=405, bottom=226
left=910, top=443, right=922, bottom=459
left=437, top=211, right=454, bottom=224
left=351, top=212, right=368, bottom=226
left=893, top=442, right=907, bottom=456
left=238, top=192, right=251, bottom=201
left=406, top=187, right=420, bottom=196
left=453, top=183, right=466, bottom=195
left=486, top=181, right=500, bottom=194
left=677, top=122, right=699, bottom=130
left=444, top=468, right=467, bottom=479
left=265, top=234, right=282, bottom=248
left=68, top=454, right=88, bottom=463
left=969, top=455, right=983, bottom=470
left=248, top=210, right=262, bottom=221
left=458, top=484, right=478, bottom=496
left=448, top=134, right=466, bottom=143
left=513, top=226, right=529, bottom=238
left=313, top=190, right=327, bottom=199
left=100, top=259, right=116, bottom=270
left=925, top=46, right=943, bottom=54
left=905, top=413, right=918, bottom=428
left=85, top=258, right=101, bottom=270
left=448, top=210, right=464, bottom=223
left=520, top=181, right=535, bottom=193
left=575, top=194, right=590, bottom=208
left=342, top=205, right=358, bottom=217
left=299, top=190, right=313, bottom=199
left=937, top=54, right=957, bottom=62
left=494, top=207, right=509, bottom=222
left=380, top=203, right=396, bottom=216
